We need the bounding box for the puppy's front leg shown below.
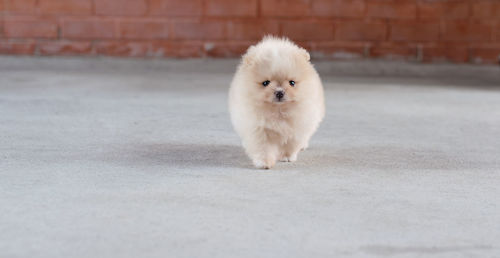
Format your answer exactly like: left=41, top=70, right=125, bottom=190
left=250, top=144, right=279, bottom=169
left=280, top=138, right=302, bottom=162
left=243, top=132, right=279, bottom=169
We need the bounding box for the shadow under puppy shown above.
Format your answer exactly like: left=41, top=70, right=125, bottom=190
left=229, top=36, right=325, bottom=169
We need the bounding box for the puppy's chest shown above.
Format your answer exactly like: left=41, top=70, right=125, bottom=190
left=262, top=110, right=295, bottom=135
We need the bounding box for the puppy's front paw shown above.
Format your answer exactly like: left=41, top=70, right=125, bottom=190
left=279, top=157, right=290, bottom=162
left=288, top=153, right=298, bottom=162
left=253, top=159, right=274, bottom=169
left=279, top=153, right=298, bottom=162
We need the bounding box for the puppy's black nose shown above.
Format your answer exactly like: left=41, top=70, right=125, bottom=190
left=275, top=91, right=284, bottom=100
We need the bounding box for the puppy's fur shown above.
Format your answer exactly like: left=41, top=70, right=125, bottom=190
left=229, top=36, right=325, bottom=169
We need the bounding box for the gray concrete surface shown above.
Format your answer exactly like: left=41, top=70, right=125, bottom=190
left=1, top=56, right=500, bottom=258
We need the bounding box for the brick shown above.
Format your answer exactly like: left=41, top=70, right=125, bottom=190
left=39, top=0, right=92, bottom=15
left=496, top=23, right=500, bottom=42
left=366, top=1, right=416, bottom=19
left=310, top=42, right=366, bottom=59
left=295, top=41, right=314, bottom=52
left=1, top=0, right=498, bottom=63
left=206, top=0, right=257, bottom=17
left=311, top=0, right=364, bottom=18
left=95, top=41, right=151, bottom=57
left=469, top=46, right=500, bottom=64
left=0, top=40, right=36, bottom=54
left=336, top=21, right=386, bottom=41
left=226, top=20, right=280, bottom=40
left=418, top=0, right=470, bottom=19
left=262, top=0, right=310, bottom=17
left=443, top=21, right=492, bottom=42
left=472, top=2, right=500, bottom=19
left=422, top=44, right=468, bottom=63
left=391, top=21, right=439, bottom=42
left=149, top=0, right=203, bottom=16
left=282, top=21, right=334, bottom=41
left=172, top=21, right=225, bottom=40
left=371, top=43, right=417, bottom=60
left=150, top=41, right=203, bottom=57
left=205, top=41, right=251, bottom=57
left=62, top=19, right=116, bottom=39
left=3, top=0, right=36, bottom=14
left=119, top=21, right=169, bottom=39
left=95, top=0, right=147, bottom=16
left=38, top=41, right=92, bottom=55
left=4, top=18, right=58, bottom=38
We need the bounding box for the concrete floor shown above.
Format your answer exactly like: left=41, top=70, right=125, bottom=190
left=1, top=56, right=500, bottom=258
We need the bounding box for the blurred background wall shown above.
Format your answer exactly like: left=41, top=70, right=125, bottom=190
left=0, top=0, right=499, bottom=64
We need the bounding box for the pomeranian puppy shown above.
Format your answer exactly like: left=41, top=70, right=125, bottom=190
left=229, top=36, right=325, bottom=169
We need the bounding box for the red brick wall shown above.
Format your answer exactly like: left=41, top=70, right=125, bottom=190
left=0, top=0, right=499, bottom=64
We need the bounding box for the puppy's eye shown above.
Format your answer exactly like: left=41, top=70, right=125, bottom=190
left=289, top=80, right=295, bottom=87
left=262, top=80, right=270, bottom=87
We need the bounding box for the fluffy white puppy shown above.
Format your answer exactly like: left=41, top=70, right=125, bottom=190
left=229, top=36, right=325, bottom=169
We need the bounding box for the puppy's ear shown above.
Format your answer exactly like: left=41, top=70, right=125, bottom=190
left=242, top=46, right=257, bottom=66
left=299, top=48, right=311, bottom=61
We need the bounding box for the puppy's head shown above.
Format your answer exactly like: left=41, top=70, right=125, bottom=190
left=240, top=36, right=314, bottom=105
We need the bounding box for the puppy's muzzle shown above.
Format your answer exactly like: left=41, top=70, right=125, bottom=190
left=274, top=90, right=285, bottom=102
